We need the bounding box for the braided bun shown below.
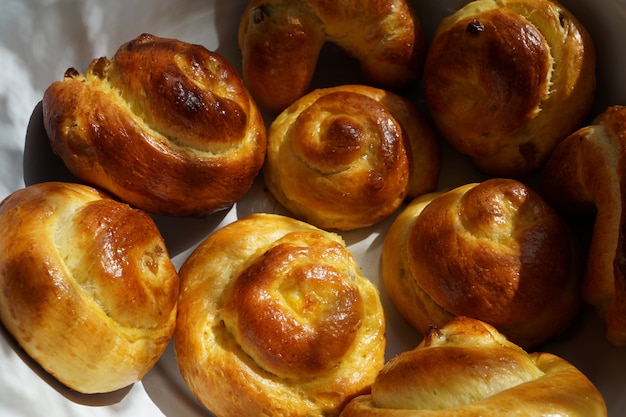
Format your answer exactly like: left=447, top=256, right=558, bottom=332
left=0, top=182, right=178, bottom=393
left=382, top=178, right=582, bottom=348
left=340, top=316, right=607, bottom=417
left=43, top=33, right=266, bottom=217
left=423, top=0, right=595, bottom=176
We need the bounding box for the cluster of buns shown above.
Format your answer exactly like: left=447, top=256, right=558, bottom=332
left=2, top=32, right=271, bottom=394
left=2, top=0, right=619, bottom=414
left=239, top=0, right=440, bottom=231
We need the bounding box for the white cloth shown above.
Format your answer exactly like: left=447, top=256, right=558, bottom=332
left=0, top=0, right=625, bottom=416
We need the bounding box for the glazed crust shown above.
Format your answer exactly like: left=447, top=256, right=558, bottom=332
left=0, top=182, right=178, bottom=394
left=238, top=0, right=425, bottom=113
left=174, top=213, right=386, bottom=417
left=264, top=84, right=440, bottom=231
left=423, top=0, right=595, bottom=176
left=340, top=317, right=607, bottom=417
left=542, top=105, right=626, bottom=346
left=382, top=178, right=582, bottom=348
left=43, top=33, right=266, bottom=217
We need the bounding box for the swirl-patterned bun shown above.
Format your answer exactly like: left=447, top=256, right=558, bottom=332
left=43, top=33, right=267, bottom=217
left=543, top=105, right=626, bottom=346
left=423, top=0, right=595, bottom=176
left=0, top=182, right=178, bottom=394
left=264, top=84, right=440, bottom=231
left=238, top=0, right=425, bottom=113
left=382, top=178, right=582, bottom=348
left=340, top=316, right=607, bottom=417
left=174, top=213, right=386, bottom=417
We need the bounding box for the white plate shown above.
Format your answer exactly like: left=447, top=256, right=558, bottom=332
left=1, top=0, right=626, bottom=415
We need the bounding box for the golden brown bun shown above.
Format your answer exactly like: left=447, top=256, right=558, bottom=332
left=423, top=0, right=595, bottom=176
left=174, top=213, right=386, bottom=417
left=264, top=84, right=440, bottom=231
left=382, top=178, right=582, bottom=348
left=340, top=316, right=607, bottom=417
left=0, top=182, right=178, bottom=393
left=238, top=0, right=425, bottom=113
left=542, top=105, right=626, bottom=346
left=43, top=33, right=266, bottom=217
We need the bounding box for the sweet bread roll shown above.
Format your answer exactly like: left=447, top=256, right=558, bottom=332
left=238, top=0, right=425, bottom=113
left=340, top=316, right=607, bottom=417
left=0, top=182, right=178, bottom=393
left=264, top=84, right=440, bottom=231
left=43, top=33, right=266, bottom=217
left=542, top=105, right=626, bottom=346
left=174, top=213, right=386, bottom=417
left=423, top=0, right=595, bottom=176
left=382, top=178, right=582, bottom=348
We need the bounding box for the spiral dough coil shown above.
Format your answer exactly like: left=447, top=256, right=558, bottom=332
left=264, top=84, right=440, bottom=231
left=174, top=213, right=386, bottom=417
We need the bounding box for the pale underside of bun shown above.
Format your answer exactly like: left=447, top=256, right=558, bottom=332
left=542, top=105, right=626, bottom=346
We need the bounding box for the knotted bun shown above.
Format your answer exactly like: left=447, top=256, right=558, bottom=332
left=0, top=182, right=178, bottom=393
left=382, top=178, right=582, bottom=348
left=264, top=84, right=440, bottom=231
left=542, top=105, right=626, bottom=346
left=423, top=0, right=595, bottom=176
left=340, top=316, right=607, bottom=417
left=238, top=0, right=425, bottom=113
left=43, top=33, right=266, bottom=217
left=174, top=213, right=386, bottom=417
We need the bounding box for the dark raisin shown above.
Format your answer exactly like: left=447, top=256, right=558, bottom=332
left=90, top=57, right=108, bottom=78
left=64, top=68, right=79, bottom=79
left=466, top=19, right=484, bottom=35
